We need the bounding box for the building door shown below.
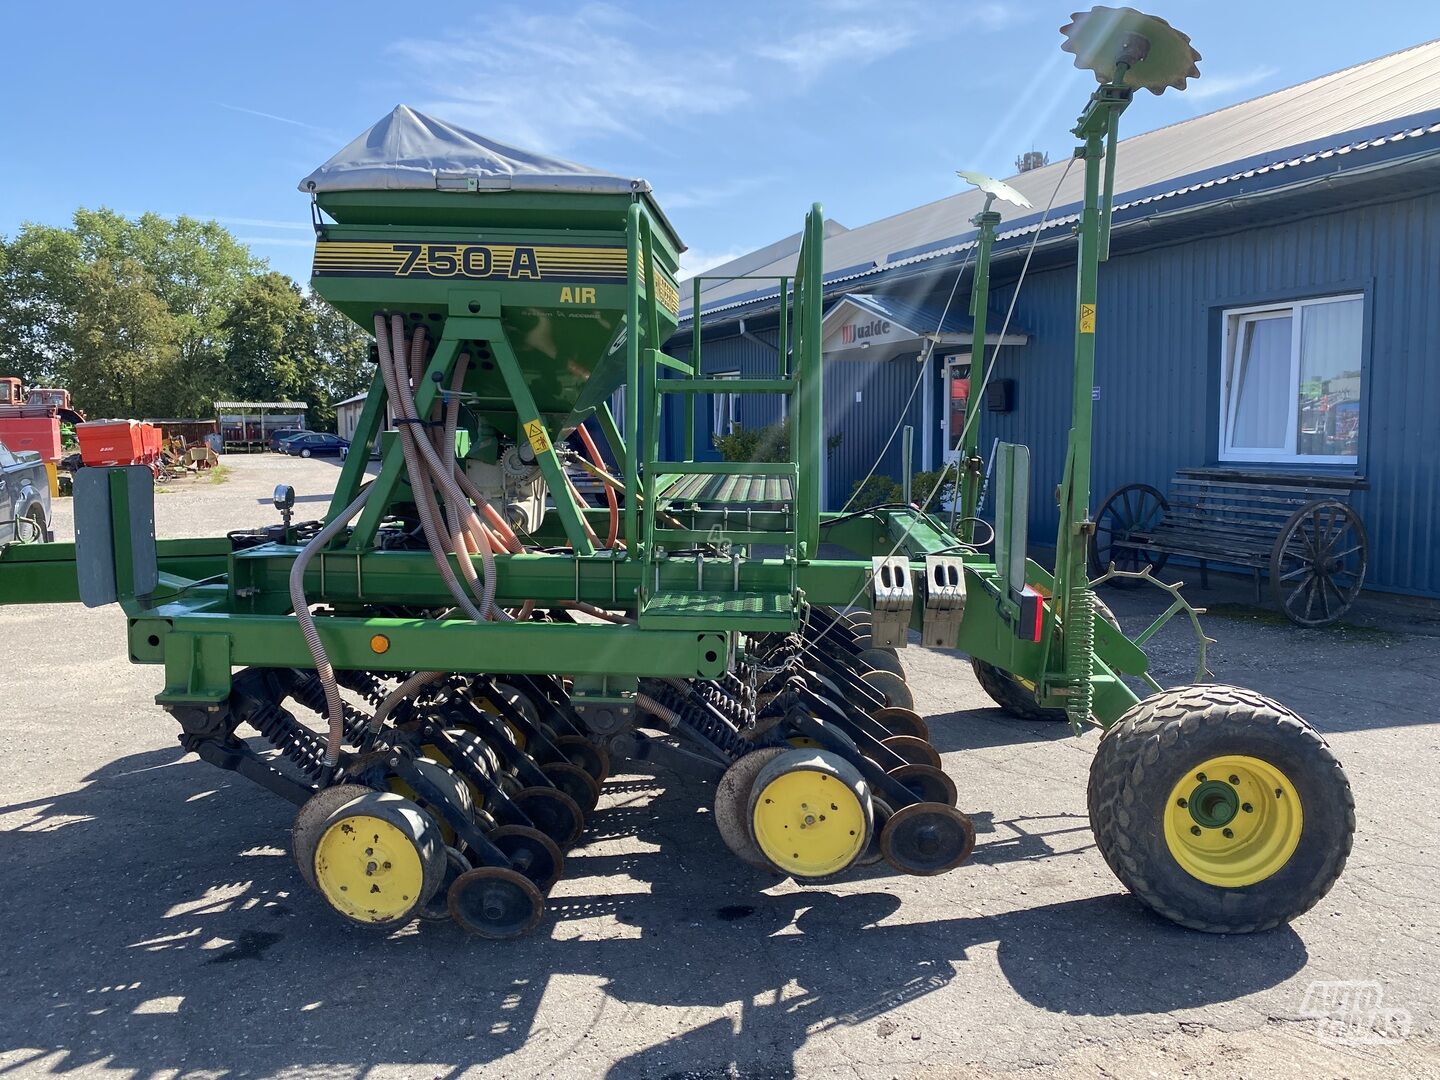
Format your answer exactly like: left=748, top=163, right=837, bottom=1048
left=942, top=354, right=972, bottom=463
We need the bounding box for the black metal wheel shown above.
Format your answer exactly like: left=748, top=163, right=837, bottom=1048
left=541, top=761, right=601, bottom=814
left=488, top=824, right=565, bottom=894
left=509, top=786, right=584, bottom=848
left=553, top=734, right=610, bottom=783
left=856, top=798, right=894, bottom=866
left=419, top=846, right=473, bottom=922
left=872, top=706, right=930, bottom=743
left=1091, top=483, right=1170, bottom=582
left=859, top=669, right=915, bottom=712
left=1269, top=500, right=1368, bottom=628
left=856, top=647, right=906, bottom=680
left=878, top=734, right=942, bottom=770
left=447, top=866, right=545, bottom=939
left=886, top=763, right=958, bottom=808
left=880, top=802, right=975, bottom=876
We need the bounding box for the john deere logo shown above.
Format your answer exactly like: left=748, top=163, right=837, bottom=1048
left=840, top=318, right=891, bottom=345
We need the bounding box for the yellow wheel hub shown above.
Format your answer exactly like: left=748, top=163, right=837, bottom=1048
left=1163, top=755, right=1303, bottom=887
left=751, top=765, right=868, bottom=878
left=314, top=812, right=425, bottom=923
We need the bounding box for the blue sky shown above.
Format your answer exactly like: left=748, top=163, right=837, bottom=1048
left=3, top=1, right=1436, bottom=282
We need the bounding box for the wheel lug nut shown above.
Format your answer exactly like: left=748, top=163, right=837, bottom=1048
left=1176, top=798, right=1188, bottom=808
left=1196, top=773, right=1207, bottom=782
left=1222, top=828, right=1234, bottom=839
left=1228, top=775, right=1239, bottom=785
left=1190, top=825, right=1201, bottom=836
left=1242, top=803, right=1253, bottom=814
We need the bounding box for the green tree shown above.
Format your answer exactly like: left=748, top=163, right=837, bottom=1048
left=65, top=257, right=179, bottom=418
left=222, top=272, right=309, bottom=403
left=300, top=297, right=373, bottom=430
left=0, top=224, right=86, bottom=387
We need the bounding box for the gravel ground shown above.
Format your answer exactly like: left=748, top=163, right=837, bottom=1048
left=0, top=454, right=1435, bottom=1079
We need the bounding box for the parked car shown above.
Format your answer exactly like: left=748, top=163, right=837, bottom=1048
left=0, top=439, right=52, bottom=544
left=268, top=427, right=307, bottom=452
left=280, top=432, right=349, bottom=458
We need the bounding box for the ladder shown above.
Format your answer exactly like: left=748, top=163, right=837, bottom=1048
left=625, top=203, right=825, bottom=630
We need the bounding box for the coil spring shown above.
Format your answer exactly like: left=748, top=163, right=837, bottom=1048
left=698, top=683, right=753, bottom=729
left=1065, top=582, right=1096, bottom=731
left=650, top=682, right=752, bottom=761
left=289, top=673, right=372, bottom=746
left=248, top=700, right=329, bottom=782
left=336, top=669, right=390, bottom=709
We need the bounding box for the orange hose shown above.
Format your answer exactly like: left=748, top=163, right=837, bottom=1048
left=577, top=424, right=619, bottom=547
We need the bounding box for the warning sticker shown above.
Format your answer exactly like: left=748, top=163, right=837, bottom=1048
left=523, top=419, right=551, bottom=456
left=1079, top=303, right=1096, bottom=334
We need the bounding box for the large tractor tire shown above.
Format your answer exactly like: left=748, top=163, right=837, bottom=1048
left=971, top=599, right=1121, bottom=721
left=1087, top=684, right=1354, bottom=933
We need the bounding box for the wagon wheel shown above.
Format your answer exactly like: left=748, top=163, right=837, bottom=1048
left=1269, top=500, right=1367, bottom=628
left=1090, top=484, right=1170, bottom=585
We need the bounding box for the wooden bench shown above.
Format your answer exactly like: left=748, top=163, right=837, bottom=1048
left=1089, top=468, right=1369, bottom=627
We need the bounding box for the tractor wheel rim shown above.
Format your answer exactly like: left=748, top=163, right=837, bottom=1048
left=1163, top=754, right=1303, bottom=888
left=750, top=767, right=867, bottom=878
left=314, top=813, right=425, bottom=923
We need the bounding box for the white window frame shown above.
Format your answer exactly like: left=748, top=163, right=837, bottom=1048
left=712, top=370, right=741, bottom=437
left=1218, top=293, right=1364, bottom=465
left=941, top=353, right=972, bottom=464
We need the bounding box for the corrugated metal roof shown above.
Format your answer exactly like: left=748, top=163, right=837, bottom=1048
left=684, top=37, right=1440, bottom=318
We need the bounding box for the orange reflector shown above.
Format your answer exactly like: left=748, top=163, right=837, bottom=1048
left=369, top=634, right=390, bottom=654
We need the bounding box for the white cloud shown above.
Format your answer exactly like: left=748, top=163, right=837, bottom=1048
left=1186, top=66, right=1281, bottom=102
left=758, top=22, right=920, bottom=84
left=234, top=236, right=315, bottom=248
left=679, top=245, right=753, bottom=280
left=663, top=176, right=775, bottom=211
left=216, top=103, right=334, bottom=137
left=390, top=4, right=747, bottom=155
left=209, top=216, right=312, bottom=232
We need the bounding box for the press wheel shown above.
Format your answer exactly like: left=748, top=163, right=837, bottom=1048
left=419, top=846, right=473, bottom=922
left=872, top=707, right=930, bottom=742
left=879, top=734, right=942, bottom=770
left=714, top=747, right=789, bottom=872
left=488, top=824, right=565, bottom=894
left=887, top=763, right=958, bottom=808
left=856, top=798, right=895, bottom=867
left=542, top=761, right=602, bottom=815
left=510, top=786, right=585, bottom=848
left=554, top=734, right=610, bottom=783
left=856, top=647, right=905, bottom=681
left=448, top=866, right=545, bottom=939
left=880, top=802, right=976, bottom=875
left=860, top=668, right=914, bottom=712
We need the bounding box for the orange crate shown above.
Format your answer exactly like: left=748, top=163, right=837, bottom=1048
left=76, top=420, right=146, bottom=466
left=0, top=415, right=62, bottom=461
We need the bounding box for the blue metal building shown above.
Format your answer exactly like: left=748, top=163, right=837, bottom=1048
left=668, top=39, right=1440, bottom=599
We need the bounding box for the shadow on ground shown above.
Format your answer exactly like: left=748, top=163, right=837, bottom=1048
left=0, top=742, right=1311, bottom=1080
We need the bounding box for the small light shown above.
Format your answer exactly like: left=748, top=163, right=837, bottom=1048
left=369, top=634, right=390, bottom=655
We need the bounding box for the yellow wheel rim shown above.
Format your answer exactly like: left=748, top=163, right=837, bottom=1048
left=1163, top=755, right=1303, bottom=887
left=314, top=812, right=425, bottom=923
left=751, top=766, right=868, bottom=878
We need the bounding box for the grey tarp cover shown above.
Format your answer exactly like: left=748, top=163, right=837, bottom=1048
left=298, top=105, right=650, bottom=196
